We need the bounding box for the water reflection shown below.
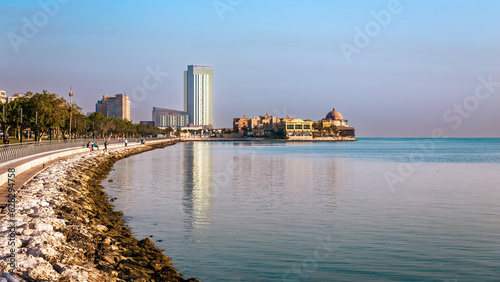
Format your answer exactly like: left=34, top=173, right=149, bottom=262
left=182, top=142, right=214, bottom=236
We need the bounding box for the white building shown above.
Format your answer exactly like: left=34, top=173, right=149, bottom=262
left=184, top=65, right=213, bottom=126
left=0, top=90, right=6, bottom=103
left=7, top=93, right=23, bottom=103
left=152, top=107, right=189, bottom=128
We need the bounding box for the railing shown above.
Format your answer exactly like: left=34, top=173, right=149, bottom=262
left=0, top=137, right=173, bottom=164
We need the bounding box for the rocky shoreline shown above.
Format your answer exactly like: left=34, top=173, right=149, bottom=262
left=0, top=141, right=199, bottom=281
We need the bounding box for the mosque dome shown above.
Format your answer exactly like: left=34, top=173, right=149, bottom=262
left=325, top=108, right=343, bottom=120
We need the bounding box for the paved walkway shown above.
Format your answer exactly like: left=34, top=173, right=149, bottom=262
left=0, top=143, right=127, bottom=209
left=0, top=140, right=168, bottom=209
left=0, top=147, right=93, bottom=209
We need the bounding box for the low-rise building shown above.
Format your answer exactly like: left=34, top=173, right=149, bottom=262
left=140, top=121, right=155, bottom=126
left=279, top=117, right=313, bottom=137
left=233, top=115, right=251, bottom=133
left=319, top=108, right=355, bottom=136
left=232, top=106, right=355, bottom=138
left=7, top=93, right=23, bottom=103
left=152, top=107, right=189, bottom=128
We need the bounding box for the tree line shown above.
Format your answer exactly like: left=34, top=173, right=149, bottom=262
left=0, top=91, right=171, bottom=143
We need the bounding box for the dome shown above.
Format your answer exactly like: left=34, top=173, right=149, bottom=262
left=325, top=108, right=343, bottom=120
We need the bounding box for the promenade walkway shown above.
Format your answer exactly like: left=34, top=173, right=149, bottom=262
left=0, top=138, right=173, bottom=208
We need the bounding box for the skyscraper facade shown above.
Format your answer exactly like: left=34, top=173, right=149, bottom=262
left=184, top=65, right=213, bottom=126
left=95, top=94, right=130, bottom=120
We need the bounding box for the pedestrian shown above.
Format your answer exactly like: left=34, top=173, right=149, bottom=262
left=94, top=141, right=99, bottom=150
left=125, top=139, right=128, bottom=147
left=104, top=140, right=108, bottom=151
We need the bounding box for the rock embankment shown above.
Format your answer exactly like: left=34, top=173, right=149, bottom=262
left=0, top=141, right=199, bottom=281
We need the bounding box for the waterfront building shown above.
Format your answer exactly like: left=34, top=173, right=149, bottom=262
left=279, top=117, right=314, bottom=137
left=0, top=90, right=6, bottom=103
left=250, top=113, right=280, bottom=137
left=319, top=108, right=355, bottom=137
left=7, top=93, right=23, bottom=103
left=95, top=94, right=131, bottom=120
left=152, top=107, right=189, bottom=128
left=184, top=65, right=213, bottom=126
left=233, top=115, right=251, bottom=132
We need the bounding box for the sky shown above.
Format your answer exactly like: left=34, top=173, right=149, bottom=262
left=1, top=0, right=499, bottom=137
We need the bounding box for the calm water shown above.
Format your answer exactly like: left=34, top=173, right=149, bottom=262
left=103, top=138, right=500, bottom=281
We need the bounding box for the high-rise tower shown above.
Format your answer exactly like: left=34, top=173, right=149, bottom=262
left=184, top=65, right=213, bottom=126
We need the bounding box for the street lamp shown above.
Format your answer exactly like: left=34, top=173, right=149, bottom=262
left=20, top=108, right=23, bottom=143
left=69, top=86, right=74, bottom=139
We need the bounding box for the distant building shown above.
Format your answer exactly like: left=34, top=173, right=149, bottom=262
left=140, top=121, right=155, bottom=126
left=8, top=93, right=23, bottom=103
left=232, top=107, right=355, bottom=138
left=320, top=108, right=355, bottom=136
left=250, top=113, right=280, bottom=136
left=152, top=107, right=189, bottom=128
left=233, top=115, right=251, bottom=132
left=95, top=94, right=130, bottom=120
left=0, top=90, right=6, bottom=103
left=184, top=65, right=213, bottom=126
left=279, top=117, right=313, bottom=137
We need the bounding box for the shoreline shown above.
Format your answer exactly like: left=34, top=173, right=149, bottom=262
left=179, top=136, right=357, bottom=142
left=0, top=141, right=198, bottom=281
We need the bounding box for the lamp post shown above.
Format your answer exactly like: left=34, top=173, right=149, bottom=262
left=2, top=105, right=5, bottom=144
left=35, top=111, right=38, bottom=142
left=20, top=108, right=23, bottom=143
left=68, top=86, right=74, bottom=139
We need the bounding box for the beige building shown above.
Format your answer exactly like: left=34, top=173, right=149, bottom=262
left=232, top=107, right=355, bottom=138
left=319, top=108, right=355, bottom=136
left=233, top=115, right=251, bottom=132
left=96, top=94, right=130, bottom=120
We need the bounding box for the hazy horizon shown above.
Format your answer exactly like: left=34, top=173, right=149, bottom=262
left=1, top=0, right=499, bottom=137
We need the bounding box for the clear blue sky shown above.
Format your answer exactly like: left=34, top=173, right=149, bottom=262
left=1, top=0, right=499, bottom=137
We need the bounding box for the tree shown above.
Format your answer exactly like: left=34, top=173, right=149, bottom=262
left=329, top=124, right=338, bottom=136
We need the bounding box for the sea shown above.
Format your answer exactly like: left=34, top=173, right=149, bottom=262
left=103, top=138, right=500, bottom=281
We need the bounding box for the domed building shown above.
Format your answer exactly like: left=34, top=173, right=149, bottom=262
left=319, top=107, right=355, bottom=137
left=325, top=108, right=344, bottom=121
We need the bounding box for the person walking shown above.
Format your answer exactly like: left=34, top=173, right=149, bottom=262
left=104, top=140, right=108, bottom=151
left=124, top=139, right=128, bottom=147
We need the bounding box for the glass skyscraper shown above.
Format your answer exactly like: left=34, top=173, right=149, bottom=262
left=184, top=65, right=213, bottom=126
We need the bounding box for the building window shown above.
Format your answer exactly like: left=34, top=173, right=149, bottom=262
left=304, top=125, right=310, bottom=129
left=287, top=124, right=294, bottom=130
left=295, top=124, right=303, bottom=130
